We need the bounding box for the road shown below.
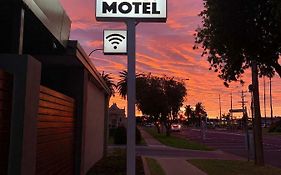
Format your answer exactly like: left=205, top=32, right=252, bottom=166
left=174, top=128, right=281, bottom=168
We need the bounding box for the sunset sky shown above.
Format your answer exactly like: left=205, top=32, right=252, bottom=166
left=60, top=0, right=281, bottom=118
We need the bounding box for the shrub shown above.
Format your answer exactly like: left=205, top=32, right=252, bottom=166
left=136, top=127, right=141, bottom=144
left=109, top=128, right=117, bottom=137
left=275, top=126, right=281, bottom=132
left=268, top=120, right=281, bottom=133
left=114, top=126, right=127, bottom=145
left=113, top=126, right=142, bottom=145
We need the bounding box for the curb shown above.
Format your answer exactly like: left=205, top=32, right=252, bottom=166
left=141, top=156, right=151, bottom=175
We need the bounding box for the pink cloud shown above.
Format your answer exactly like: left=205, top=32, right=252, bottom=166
left=59, top=0, right=281, bottom=118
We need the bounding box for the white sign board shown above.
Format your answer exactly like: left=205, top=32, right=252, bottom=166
left=96, top=0, right=167, bottom=22
left=104, top=30, right=127, bottom=54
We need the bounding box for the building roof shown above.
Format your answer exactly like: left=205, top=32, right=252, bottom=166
left=109, top=103, right=126, bottom=115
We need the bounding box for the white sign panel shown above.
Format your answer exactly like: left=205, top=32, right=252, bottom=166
left=96, top=0, right=167, bottom=22
left=104, top=30, right=127, bottom=54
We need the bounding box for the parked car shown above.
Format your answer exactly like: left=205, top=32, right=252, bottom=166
left=144, top=123, right=154, bottom=127
left=171, top=123, right=181, bottom=132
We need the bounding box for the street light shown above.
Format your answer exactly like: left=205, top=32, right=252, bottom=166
left=88, top=48, right=103, bottom=57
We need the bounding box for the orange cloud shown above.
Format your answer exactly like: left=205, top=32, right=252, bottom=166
left=60, top=0, right=281, bottom=118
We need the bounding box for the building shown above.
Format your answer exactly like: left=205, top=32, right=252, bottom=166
left=109, top=103, right=126, bottom=128
left=0, top=0, right=110, bottom=175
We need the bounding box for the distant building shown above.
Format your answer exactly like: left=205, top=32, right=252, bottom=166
left=109, top=103, right=126, bottom=128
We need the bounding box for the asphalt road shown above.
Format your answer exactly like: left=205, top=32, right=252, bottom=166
left=174, top=128, right=281, bottom=168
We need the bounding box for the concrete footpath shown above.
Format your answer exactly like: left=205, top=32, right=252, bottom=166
left=139, top=128, right=243, bottom=175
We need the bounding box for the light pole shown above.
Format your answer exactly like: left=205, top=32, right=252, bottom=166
left=88, top=48, right=103, bottom=57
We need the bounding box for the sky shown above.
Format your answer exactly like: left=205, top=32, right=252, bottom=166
left=60, top=0, right=281, bottom=118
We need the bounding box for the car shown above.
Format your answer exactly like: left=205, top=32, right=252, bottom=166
left=144, top=123, right=154, bottom=127
left=171, top=123, right=181, bottom=132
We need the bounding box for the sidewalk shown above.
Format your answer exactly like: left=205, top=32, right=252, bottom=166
left=157, top=158, right=207, bottom=175
left=139, top=127, right=243, bottom=175
left=139, top=127, right=166, bottom=147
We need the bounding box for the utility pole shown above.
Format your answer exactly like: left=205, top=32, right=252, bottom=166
left=270, top=77, right=273, bottom=124
left=263, top=77, right=267, bottom=127
left=251, top=60, right=264, bottom=166
left=230, top=93, right=233, bottom=121
left=249, top=84, right=256, bottom=161
left=241, top=90, right=246, bottom=108
left=219, top=94, right=222, bottom=122
left=240, top=90, right=250, bottom=161
left=238, top=91, right=247, bottom=117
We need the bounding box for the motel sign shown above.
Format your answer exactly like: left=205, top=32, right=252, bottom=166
left=95, top=0, right=167, bottom=174
left=96, top=0, right=167, bottom=21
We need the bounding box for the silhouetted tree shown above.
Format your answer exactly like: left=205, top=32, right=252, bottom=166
left=101, top=72, right=116, bottom=97
left=195, top=0, right=281, bottom=83
left=222, top=113, right=231, bottom=122
left=195, top=102, right=207, bottom=127
left=117, top=72, right=187, bottom=136
left=194, top=0, right=276, bottom=166
left=116, top=70, right=128, bottom=99
left=184, top=105, right=193, bottom=123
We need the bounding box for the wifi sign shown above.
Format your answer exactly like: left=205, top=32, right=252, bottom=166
left=104, top=30, right=127, bottom=54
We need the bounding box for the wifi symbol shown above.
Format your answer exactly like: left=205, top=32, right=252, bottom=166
left=106, top=33, right=126, bottom=50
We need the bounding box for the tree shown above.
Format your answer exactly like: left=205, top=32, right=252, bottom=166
left=222, top=113, right=231, bottom=122
left=116, top=70, right=128, bottom=99
left=117, top=72, right=187, bottom=136
left=195, top=102, right=207, bottom=127
left=117, top=72, right=165, bottom=133
left=184, top=105, right=193, bottom=123
left=195, top=0, right=281, bottom=83
left=194, top=0, right=279, bottom=166
left=162, top=76, right=187, bottom=136
left=101, top=71, right=116, bottom=97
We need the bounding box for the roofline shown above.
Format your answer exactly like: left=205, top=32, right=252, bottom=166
left=67, top=40, right=111, bottom=95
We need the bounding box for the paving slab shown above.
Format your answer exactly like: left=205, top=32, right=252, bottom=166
left=139, top=127, right=166, bottom=147
left=156, top=158, right=207, bottom=175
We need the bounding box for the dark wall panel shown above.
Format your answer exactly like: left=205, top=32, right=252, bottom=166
left=0, top=70, right=13, bottom=175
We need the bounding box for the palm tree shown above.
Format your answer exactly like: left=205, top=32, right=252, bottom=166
left=117, top=70, right=127, bottom=99
left=184, top=105, right=193, bottom=122
left=195, top=102, right=206, bottom=127
left=101, top=71, right=116, bottom=97
left=116, top=70, right=144, bottom=99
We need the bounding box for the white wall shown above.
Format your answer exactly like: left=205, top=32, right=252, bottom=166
left=82, top=80, right=105, bottom=174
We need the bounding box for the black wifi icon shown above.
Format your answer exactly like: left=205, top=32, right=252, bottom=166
left=106, top=34, right=125, bottom=50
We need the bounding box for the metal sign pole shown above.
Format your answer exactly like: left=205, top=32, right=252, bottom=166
left=126, top=19, right=136, bottom=175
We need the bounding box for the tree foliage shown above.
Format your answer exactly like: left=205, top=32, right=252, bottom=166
left=195, top=102, right=207, bottom=126
left=184, top=103, right=207, bottom=126
left=195, top=0, right=281, bottom=86
left=117, top=72, right=187, bottom=135
left=101, top=71, right=116, bottom=97
left=184, top=105, right=193, bottom=120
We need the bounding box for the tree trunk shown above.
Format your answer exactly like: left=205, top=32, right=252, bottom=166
left=155, top=123, right=161, bottom=134
left=251, top=60, right=265, bottom=166
left=164, top=122, right=171, bottom=137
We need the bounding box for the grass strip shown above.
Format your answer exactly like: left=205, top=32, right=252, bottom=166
left=188, top=159, right=281, bottom=175
left=145, top=158, right=166, bottom=175
left=145, top=128, right=213, bottom=151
